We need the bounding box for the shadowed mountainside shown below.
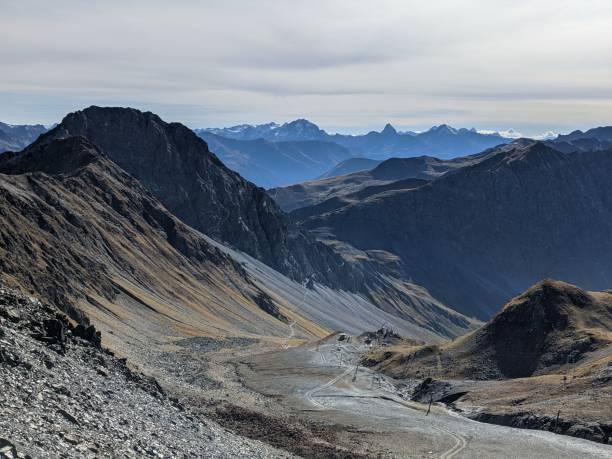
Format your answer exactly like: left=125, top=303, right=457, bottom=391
left=295, top=141, right=612, bottom=319
left=0, top=136, right=299, bottom=341
left=317, top=157, right=381, bottom=179
left=31, top=106, right=373, bottom=292
left=268, top=150, right=499, bottom=212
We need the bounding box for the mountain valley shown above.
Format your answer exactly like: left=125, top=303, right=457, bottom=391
left=0, top=107, right=610, bottom=457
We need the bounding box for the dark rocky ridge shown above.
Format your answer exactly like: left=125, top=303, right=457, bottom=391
left=296, top=141, right=612, bottom=319
left=32, top=106, right=368, bottom=292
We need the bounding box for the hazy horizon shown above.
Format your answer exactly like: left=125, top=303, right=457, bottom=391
left=2, top=1, right=611, bottom=136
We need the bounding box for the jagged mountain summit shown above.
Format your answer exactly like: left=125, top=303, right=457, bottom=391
left=200, top=120, right=510, bottom=159
left=199, top=119, right=327, bottom=142
left=33, top=106, right=361, bottom=289
left=0, top=121, right=48, bottom=153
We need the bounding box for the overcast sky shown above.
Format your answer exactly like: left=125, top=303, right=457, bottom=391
left=1, top=0, right=611, bottom=135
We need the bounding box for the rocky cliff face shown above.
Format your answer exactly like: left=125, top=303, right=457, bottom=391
left=296, top=141, right=612, bottom=319
left=32, top=106, right=366, bottom=291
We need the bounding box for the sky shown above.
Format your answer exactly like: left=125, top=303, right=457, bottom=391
left=1, top=0, right=611, bottom=136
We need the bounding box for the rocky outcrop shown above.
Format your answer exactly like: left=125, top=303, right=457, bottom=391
left=0, top=286, right=288, bottom=458
left=469, top=412, right=611, bottom=445
left=479, top=280, right=611, bottom=377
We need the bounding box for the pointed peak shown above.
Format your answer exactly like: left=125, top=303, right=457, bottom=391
left=284, top=118, right=319, bottom=128
left=381, top=123, right=397, bottom=135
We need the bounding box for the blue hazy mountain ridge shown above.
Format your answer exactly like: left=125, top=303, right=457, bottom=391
left=196, top=120, right=511, bottom=186
left=268, top=127, right=612, bottom=212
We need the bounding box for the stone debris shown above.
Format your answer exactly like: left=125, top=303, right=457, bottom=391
left=0, top=286, right=294, bottom=458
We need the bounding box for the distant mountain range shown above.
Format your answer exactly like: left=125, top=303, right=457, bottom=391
left=0, top=122, right=48, bottom=152
left=549, top=126, right=612, bottom=153
left=201, top=119, right=328, bottom=142
left=0, top=117, right=560, bottom=189
left=195, top=120, right=516, bottom=186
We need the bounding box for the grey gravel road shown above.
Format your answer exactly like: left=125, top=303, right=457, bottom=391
left=245, top=336, right=612, bottom=459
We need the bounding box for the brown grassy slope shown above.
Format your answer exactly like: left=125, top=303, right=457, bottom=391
left=364, top=279, right=612, bottom=380
left=0, top=136, right=322, bottom=351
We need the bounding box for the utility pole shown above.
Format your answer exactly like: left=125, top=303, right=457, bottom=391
left=426, top=395, right=433, bottom=416
left=352, top=364, right=359, bottom=382
left=554, top=410, right=560, bottom=432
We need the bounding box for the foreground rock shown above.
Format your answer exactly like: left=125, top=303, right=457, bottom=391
left=0, top=286, right=292, bottom=458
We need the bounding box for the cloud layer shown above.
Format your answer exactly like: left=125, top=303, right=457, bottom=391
left=1, top=0, right=611, bottom=134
